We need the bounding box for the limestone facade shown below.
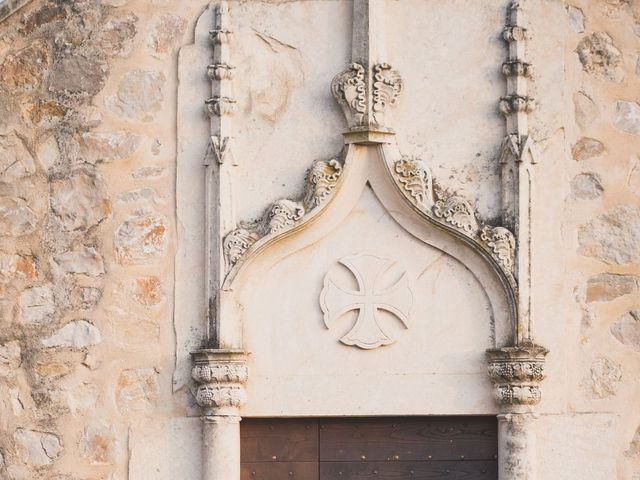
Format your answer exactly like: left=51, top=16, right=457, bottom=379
left=0, top=0, right=639, bottom=479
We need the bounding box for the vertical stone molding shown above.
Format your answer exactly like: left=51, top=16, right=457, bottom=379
left=499, top=0, right=537, bottom=343
left=192, top=349, right=247, bottom=480
left=204, top=1, right=238, bottom=348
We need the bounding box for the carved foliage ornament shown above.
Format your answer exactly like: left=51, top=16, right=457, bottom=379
left=389, top=159, right=515, bottom=276
left=393, top=157, right=432, bottom=209
left=433, top=196, right=479, bottom=236
left=331, top=62, right=403, bottom=128
left=480, top=226, right=516, bottom=272
left=223, top=158, right=343, bottom=269
left=371, top=63, right=403, bottom=124
left=331, top=63, right=366, bottom=127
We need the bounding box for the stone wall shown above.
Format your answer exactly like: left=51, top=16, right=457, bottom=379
left=0, top=0, right=638, bottom=479
left=560, top=1, right=640, bottom=478
left=0, top=0, right=196, bottom=478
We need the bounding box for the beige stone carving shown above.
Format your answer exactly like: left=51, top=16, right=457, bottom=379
left=393, top=156, right=433, bottom=210
left=207, top=63, right=235, bottom=81
left=209, top=28, right=232, bottom=45
left=480, top=225, right=516, bottom=272
left=320, top=253, right=412, bottom=349
left=206, top=135, right=231, bottom=165
left=267, top=199, right=305, bottom=233
left=191, top=349, right=247, bottom=414
left=222, top=157, right=343, bottom=268
left=223, top=225, right=260, bottom=267
left=195, top=385, right=246, bottom=409
left=433, top=196, right=479, bottom=236
left=204, top=96, right=237, bottom=117
left=502, top=60, right=533, bottom=78
left=486, top=343, right=548, bottom=407
left=371, top=63, right=403, bottom=125
left=331, top=63, right=367, bottom=127
left=303, top=158, right=343, bottom=210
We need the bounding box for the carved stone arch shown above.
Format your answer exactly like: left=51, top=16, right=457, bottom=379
left=186, top=2, right=550, bottom=479
left=223, top=141, right=517, bottom=349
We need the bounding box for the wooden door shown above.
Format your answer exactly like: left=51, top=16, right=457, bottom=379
left=241, top=417, right=498, bottom=480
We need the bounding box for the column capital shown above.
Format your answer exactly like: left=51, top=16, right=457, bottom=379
left=486, top=342, right=548, bottom=408
left=191, top=349, right=248, bottom=416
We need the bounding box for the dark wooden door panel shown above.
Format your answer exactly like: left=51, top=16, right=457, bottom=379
left=320, top=460, right=498, bottom=479
left=319, top=417, right=498, bottom=462
left=241, top=417, right=498, bottom=480
left=242, top=462, right=319, bottom=480
left=241, top=418, right=318, bottom=462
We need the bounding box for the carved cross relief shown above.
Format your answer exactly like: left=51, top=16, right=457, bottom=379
left=320, top=253, right=413, bottom=350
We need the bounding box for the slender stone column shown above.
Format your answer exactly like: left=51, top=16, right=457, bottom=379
left=497, top=413, right=538, bottom=480
left=192, top=349, right=247, bottom=480
left=487, top=343, right=547, bottom=480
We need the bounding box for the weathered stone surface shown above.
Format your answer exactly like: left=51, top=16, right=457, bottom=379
left=13, top=429, right=63, bottom=466
left=27, top=99, right=68, bottom=129
left=49, top=54, right=109, bottom=95
left=611, top=310, right=640, bottom=352
left=586, top=273, right=638, bottom=302
left=0, top=41, right=50, bottom=92
left=76, top=131, right=141, bottom=164
left=578, top=206, right=640, bottom=264
left=613, top=100, right=640, bottom=136
left=0, top=132, right=37, bottom=181
left=18, top=284, right=54, bottom=323
left=586, top=357, right=622, bottom=398
left=566, top=5, right=585, bottom=33
left=131, top=165, right=164, bottom=180
left=18, top=2, right=67, bottom=34
left=571, top=137, right=605, bottom=161
left=114, top=187, right=158, bottom=205
left=0, top=340, right=21, bottom=377
left=82, top=352, right=101, bottom=370
left=34, top=360, right=72, bottom=379
left=109, top=69, right=165, bottom=121
left=95, top=12, right=138, bottom=57
left=576, top=32, right=623, bottom=82
left=64, top=381, right=99, bottom=414
left=42, top=320, right=102, bottom=348
left=54, top=246, right=105, bottom=276
left=109, top=315, right=160, bottom=348
left=245, top=32, right=305, bottom=123
left=82, top=424, right=116, bottom=464
left=573, top=91, right=599, bottom=129
left=114, top=211, right=167, bottom=265
left=570, top=172, right=604, bottom=199
left=627, top=426, right=640, bottom=457
left=36, top=135, right=61, bottom=171
left=116, top=368, right=159, bottom=412
left=70, top=286, right=102, bottom=310
left=0, top=253, right=37, bottom=281
left=147, top=14, right=186, bottom=56
left=131, top=276, right=163, bottom=306
left=0, top=197, right=37, bottom=237
left=50, top=171, right=111, bottom=231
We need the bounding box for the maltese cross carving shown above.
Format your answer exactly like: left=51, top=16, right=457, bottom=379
left=320, top=253, right=413, bottom=349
